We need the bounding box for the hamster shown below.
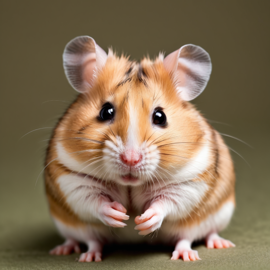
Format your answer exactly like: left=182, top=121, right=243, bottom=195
left=45, top=35, right=235, bottom=262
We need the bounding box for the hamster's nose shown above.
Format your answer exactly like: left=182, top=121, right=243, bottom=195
left=120, top=150, right=142, bottom=166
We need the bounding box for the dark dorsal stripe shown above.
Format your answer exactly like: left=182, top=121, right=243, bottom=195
left=212, top=129, right=220, bottom=176
left=117, top=65, right=133, bottom=87
left=137, top=64, right=147, bottom=86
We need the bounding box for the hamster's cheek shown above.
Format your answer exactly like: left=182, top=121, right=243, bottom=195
left=55, top=141, right=104, bottom=176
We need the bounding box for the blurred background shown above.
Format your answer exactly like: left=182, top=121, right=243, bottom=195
left=1, top=1, right=269, bottom=269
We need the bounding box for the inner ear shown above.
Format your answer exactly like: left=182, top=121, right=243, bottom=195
left=63, top=36, right=108, bottom=93
left=164, top=44, right=212, bottom=101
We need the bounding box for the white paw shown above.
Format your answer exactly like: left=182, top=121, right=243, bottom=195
left=50, top=240, right=80, bottom=255
left=79, top=251, right=102, bottom=262
left=98, top=201, right=129, bottom=228
left=206, top=233, right=235, bottom=249
left=134, top=208, right=164, bottom=235
left=171, top=249, right=201, bottom=261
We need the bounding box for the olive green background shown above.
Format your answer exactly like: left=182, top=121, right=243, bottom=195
left=1, top=1, right=270, bottom=269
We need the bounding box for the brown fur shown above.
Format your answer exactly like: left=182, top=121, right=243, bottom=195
left=177, top=127, right=235, bottom=227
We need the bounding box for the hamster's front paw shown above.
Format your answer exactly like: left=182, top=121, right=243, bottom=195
left=98, top=201, right=129, bottom=228
left=134, top=207, right=164, bottom=235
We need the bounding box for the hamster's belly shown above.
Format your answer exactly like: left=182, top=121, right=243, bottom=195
left=52, top=200, right=234, bottom=244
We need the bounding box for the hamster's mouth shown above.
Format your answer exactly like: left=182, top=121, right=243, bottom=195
left=78, top=172, right=139, bottom=184
left=121, top=173, right=139, bottom=182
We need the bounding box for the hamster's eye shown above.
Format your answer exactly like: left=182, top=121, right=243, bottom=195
left=99, top=103, right=115, bottom=121
left=152, top=108, right=167, bottom=127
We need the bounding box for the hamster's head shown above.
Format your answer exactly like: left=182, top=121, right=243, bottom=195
left=55, top=36, right=212, bottom=186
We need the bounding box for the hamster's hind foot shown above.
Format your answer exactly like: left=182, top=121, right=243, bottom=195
left=206, top=233, right=235, bottom=249
left=171, top=239, right=201, bottom=261
left=79, top=251, right=102, bottom=262
left=79, top=239, right=103, bottom=262
left=49, top=239, right=80, bottom=255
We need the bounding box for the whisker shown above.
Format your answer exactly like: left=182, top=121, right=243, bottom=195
left=159, top=153, right=188, bottom=160
left=52, top=155, right=103, bottom=179
left=158, top=153, right=217, bottom=181
left=157, top=141, right=206, bottom=148
left=154, top=134, right=203, bottom=146
left=206, top=119, right=231, bottom=126
left=219, top=132, right=253, bottom=148
left=108, top=125, right=116, bottom=139
left=86, top=161, right=107, bottom=181
left=154, top=165, right=173, bottom=183
left=75, top=157, right=103, bottom=177
left=20, top=127, right=54, bottom=141
left=54, top=137, right=104, bottom=144
left=148, top=132, right=169, bottom=147
left=95, top=130, right=114, bottom=142
left=35, top=157, right=58, bottom=186
left=146, top=130, right=157, bottom=144
left=40, top=150, right=102, bottom=186
left=227, top=146, right=251, bottom=167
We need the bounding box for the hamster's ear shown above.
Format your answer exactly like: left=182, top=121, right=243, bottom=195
left=63, top=36, right=108, bottom=93
left=163, top=44, right=212, bottom=101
